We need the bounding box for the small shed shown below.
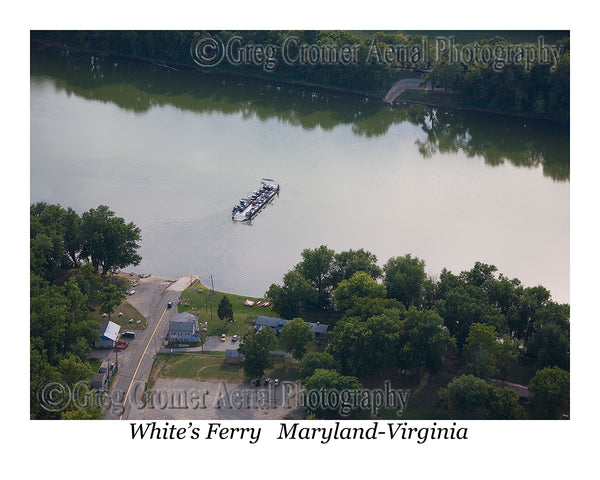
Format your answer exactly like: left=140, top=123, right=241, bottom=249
left=91, top=373, right=106, bottom=390
left=224, top=349, right=245, bottom=364
left=98, top=360, right=110, bottom=374
left=95, top=321, right=121, bottom=349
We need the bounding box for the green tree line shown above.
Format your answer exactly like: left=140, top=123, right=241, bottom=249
left=31, top=30, right=570, bottom=122
left=264, top=246, right=570, bottom=419
left=30, top=203, right=142, bottom=419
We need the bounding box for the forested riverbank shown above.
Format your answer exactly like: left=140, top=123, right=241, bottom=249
left=31, top=30, right=570, bottom=123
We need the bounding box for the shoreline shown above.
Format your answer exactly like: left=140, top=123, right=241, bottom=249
left=32, top=39, right=567, bottom=124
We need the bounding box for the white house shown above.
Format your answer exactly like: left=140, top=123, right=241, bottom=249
left=168, top=312, right=201, bottom=343
left=95, top=321, right=121, bottom=349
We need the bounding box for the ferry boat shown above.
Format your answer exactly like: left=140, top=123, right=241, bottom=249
left=232, top=179, right=280, bottom=222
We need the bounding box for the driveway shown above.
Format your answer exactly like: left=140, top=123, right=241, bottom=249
left=203, top=335, right=241, bottom=351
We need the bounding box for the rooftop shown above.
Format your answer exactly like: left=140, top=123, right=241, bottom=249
left=98, top=321, right=120, bottom=342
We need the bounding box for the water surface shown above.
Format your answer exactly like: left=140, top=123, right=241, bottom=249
left=30, top=49, right=570, bottom=303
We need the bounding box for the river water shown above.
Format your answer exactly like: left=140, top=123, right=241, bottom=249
left=30, top=48, right=570, bottom=303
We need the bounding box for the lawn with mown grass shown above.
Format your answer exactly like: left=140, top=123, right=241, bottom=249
left=89, top=299, right=147, bottom=330
left=177, top=280, right=277, bottom=337
left=155, top=351, right=301, bottom=383
left=159, top=353, right=245, bottom=382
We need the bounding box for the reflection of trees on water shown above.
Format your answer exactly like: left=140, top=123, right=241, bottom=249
left=415, top=108, right=569, bottom=182
left=31, top=49, right=569, bottom=181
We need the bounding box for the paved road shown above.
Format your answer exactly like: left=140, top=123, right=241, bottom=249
left=102, top=275, right=198, bottom=420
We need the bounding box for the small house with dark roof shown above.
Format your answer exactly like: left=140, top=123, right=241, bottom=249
left=225, top=349, right=245, bottom=364
left=255, top=315, right=328, bottom=339
left=168, top=312, right=201, bottom=343
left=309, top=322, right=329, bottom=339
left=255, top=316, right=288, bottom=334
left=488, top=379, right=532, bottom=404
left=95, top=321, right=121, bottom=349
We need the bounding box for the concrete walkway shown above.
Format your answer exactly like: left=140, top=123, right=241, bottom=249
left=168, top=275, right=201, bottom=292
left=383, top=77, right=426, bottom=103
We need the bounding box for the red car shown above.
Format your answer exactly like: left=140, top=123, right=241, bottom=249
left=115, top=340, right=129, bottom=349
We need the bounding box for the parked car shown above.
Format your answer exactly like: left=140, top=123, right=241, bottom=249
left=128, top=290, right=136, bottom=295
left=121, top=331, right=135, bottom=339
left=264, top=377, right=270, bottom=386
left=115, top=340, right=129, bottom=349
left=220, top=334, right=226, bottom=342
left=232, top=335, right=238, bottom=342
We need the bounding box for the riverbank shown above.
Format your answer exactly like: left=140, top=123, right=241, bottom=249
left=31, top=39, right=384, bottom=99
left=32, top=38, right=567, bottom=124
left=394, top=88, right=570, bottom=125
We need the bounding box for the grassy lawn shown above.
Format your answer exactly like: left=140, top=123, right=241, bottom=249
left=177, top=280, right=277, bottom=337
left=89, top=298, right=147, bottom=330
left=153, top=351, right=301, bottom=383
left=160, top=353, right=246, bottom=382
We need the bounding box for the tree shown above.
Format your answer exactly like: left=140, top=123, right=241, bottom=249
left=30, top=273, right=100, bottom=419
left=266, top=270, right=317, bottom=319
left=238, top=326, right=277, bottom=379
left=434, top=284, right=505, bottom=350
left=496, top=334, right=523, bottom=380
left=327, top=312, right=402, bottom=377
left=303, top=368, right=362, bottom=418
left=437, top=374, right=524, bottom=419
left=513, top=285, right=552, bottom=340
left=299, top=351, right=339, bottom=379
left=332, top=271, right=387, bottom=313
left=58, top=354, right=94, bottom=386
left=487, top=274, right=522, bottom=320
left=30, top=203, right=67, bottom=279
left=62, top=207, right=83, bottom=267
left=462, top=323, right=500, bottom=378
left=397, top=307, right=454, bottom=374
left=383, top=254, right=427, bottom=308
left=294, top=245, right=335, bottom=309
left=73, top=262, right=102, bottom=305
left=343, top=297, right=407, bottom=322
left=279, top=317, right=314, bottom=360
left=80, top=205, right=142, bottom=274
left=330, top=248, right=382, bottom=288
left=528, top=366, right=570, bottom=419
left=100, top=276, right=125, bottom=321
left=525, top=301, right=570, bottom=370
left=459, top=261, right=498, bottom=291
left=217, top=295, right=234, bottom=321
